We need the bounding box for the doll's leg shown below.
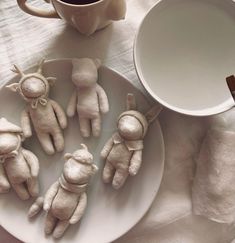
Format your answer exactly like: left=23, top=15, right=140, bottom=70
left=53, top=220, right=70, bottom=239
left=37, top=132, right=55, bottom=155
left=112, top=169, right=129, bottom=190
left=11, top=183, right=30, bottom=200
left=103, top=161, right=115, bottom=184
left=79, top=117, right=91, bottom=138
left=27, top=177, right=39, bottom=197
left=51, top=128, right=64, bottom=153
left=0, top=165, right=10, bottom=193
left=45, top=211, right=57, bottom=235
left=91, top=115, right=101, bottom=137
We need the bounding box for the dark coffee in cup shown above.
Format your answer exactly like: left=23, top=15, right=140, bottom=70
left=60, top=0, right=101, bottom=4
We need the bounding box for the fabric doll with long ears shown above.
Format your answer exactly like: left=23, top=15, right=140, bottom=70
left=6, top=59, right=67, bottom=155
left=0, top=118, right=39, bottom=200
left=101, top=93, right=162, bottom=189
left=67, top=58, right=109, bottom=137
left=28, top=144, right=98, bottom=239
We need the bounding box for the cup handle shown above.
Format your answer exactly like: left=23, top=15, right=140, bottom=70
left=17, top=0, right=60, bottom=18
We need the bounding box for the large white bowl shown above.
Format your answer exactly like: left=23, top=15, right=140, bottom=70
left=134, top=0, right=235, bottom=116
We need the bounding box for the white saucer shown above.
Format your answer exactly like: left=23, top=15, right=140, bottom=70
left=135, top=0, right=235, bottom=116
left=0, top=59, right=164, bottom=243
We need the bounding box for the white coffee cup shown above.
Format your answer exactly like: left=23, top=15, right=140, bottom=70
left=17, top=0, right=126, bottom=35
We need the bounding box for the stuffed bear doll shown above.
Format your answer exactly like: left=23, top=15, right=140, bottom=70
left=28, top=144, right=98, bottom=239
left=6, top=59, right=67, bottom=155
left=0, top=118, right=39, bottom=200
left=67, top=58, right=109, bottom=138
left=101, top=93, right=162, bottom=189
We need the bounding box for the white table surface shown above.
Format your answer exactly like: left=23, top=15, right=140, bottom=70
left=1, top=0, right=235, bottom=242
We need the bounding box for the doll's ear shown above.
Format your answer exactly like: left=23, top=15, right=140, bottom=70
left=126, top=93, right=137, bottom=110
left=93, top=59, right=101, bottom=69
left=46, top=77, right=56, bottom=86
left=64, top=153, right=73, bottom=161
left=81, top=143, right=88, bottom=151
left=145, top=105, right=163, bottom=124
left=6, top=83, right=20, bottom=92
left=92, top=164, right=99, bottom=174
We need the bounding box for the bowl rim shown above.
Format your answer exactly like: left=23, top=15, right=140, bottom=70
left=133, top=0, right=235, bottom=117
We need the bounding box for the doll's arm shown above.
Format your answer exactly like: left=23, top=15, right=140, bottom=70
left=43, top=181, right=60, bottom=211
left=50, top=100, right=67, bottom=129
left=0, top=164, right=10, bottom=193
left=22, top=149, right=39, bottom=178
left=28, top=197, right=44, bottom=218
left=21, top=109, right=32, bottom=138
left=66, top=91, right=77, bottom=117
left=100, top=137, right=114, bottom=160
left=129, top=150, right=143, bottom=176
left=96, top=85, right=109, bottom=114
left=69, top=192, right=87, bottom=224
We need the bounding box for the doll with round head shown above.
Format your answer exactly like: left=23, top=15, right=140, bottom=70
left=67, top=58, right=109, bottom=137
left=100, top=93, right=162, bottom=189
left=28, top=144, right=98, bottom=239
left=6, top=59, right=67, bottom=155
left=0, top=118, right=39, bottom=200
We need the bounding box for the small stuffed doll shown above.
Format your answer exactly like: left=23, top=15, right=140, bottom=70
left=6, top=59, right=67, bottom=155
left=28, top=144, right=98, bottom=239
left=67, top=58, right=109, bottom=137
left=100, top=93, right=162, bottom=189
left=0, top=118, right=39, bottom=200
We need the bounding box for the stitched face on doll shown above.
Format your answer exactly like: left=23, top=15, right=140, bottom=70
left=0, top=133, right=19, bottom=157
left=117, top=115, right=143, bottom=140
left=63, top=145, right=98, bottom=185
left=72, top=58, right=101, bottom=88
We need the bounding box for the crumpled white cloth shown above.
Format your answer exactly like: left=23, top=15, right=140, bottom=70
left=1, top=0, right=235, bottom=243
left=192, top=127, right=235, bottom=224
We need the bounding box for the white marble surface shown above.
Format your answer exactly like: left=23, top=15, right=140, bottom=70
left=1, top=0, right=235, bottom=242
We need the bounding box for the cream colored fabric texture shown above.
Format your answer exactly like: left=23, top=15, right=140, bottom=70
left=1, top=0, right=235, bottom=242
left=0, top=118, right=39, bottom=201
left=6, top=60, right=67, bottom=155
left=101, top=93, right=160, bottom=189
left=192, top=128, right=235, bottom=224
left=67, top=58, right=109, bottom=137
left=28, top=145, right=98, bottom=239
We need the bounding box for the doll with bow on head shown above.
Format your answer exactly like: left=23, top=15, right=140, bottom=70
left=101, top=93, right=162, bottom=189
left=0, top=118, right=39, bottom=200
left=28, top=144, right=98, bottom=239
left=6, top=59, right=67, bottom=155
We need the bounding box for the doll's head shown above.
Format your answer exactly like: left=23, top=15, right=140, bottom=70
left=71, top=58, right=101, bottom=88
left=118, top=110, right=148, bottom=140
left=63, top=144, right=98, bottom=185
left=6, top=59, right=56, bottom=108
left=117, top=94, right=162, bottom=140
left=0, top=118, right=23, bottom=163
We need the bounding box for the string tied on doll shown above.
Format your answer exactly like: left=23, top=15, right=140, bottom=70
left=112, top=132, right=144, bottom=151
left=10, top=59, right=56, bottom=109
left=31, top=97, right=48, bottom=109
left=59, top=174, right=88, bottom=194
left=17, top=74, right=49, bottom=109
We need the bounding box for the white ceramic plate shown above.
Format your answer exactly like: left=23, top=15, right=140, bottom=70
left=134, top=0, right=235, bottom=116
left=0, top=59, right=164, bottom=243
